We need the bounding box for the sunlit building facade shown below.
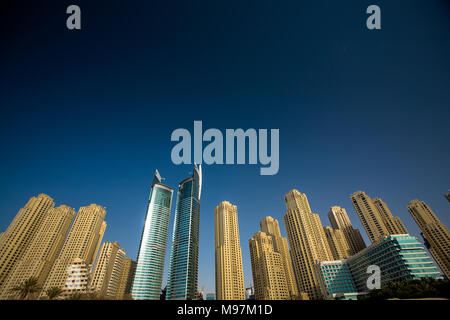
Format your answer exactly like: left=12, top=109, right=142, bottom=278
left=41, top=204, right=107, bottom=297
left=260, top=216, right=299, bottom=299
left=131, top=170, right=173, bottom=300
left=283, top=189, right=333, bottom=300
left=351, top=191, right=407, bottom=243
left=215, top=201, right=245, bottom=300
left=0, top=205, right=76, bottom=299
left=0, top=194, right=55, bottom=289
left=407, top=200, right=449, bottom=279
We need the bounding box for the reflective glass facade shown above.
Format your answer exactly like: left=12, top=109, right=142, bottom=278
left=349, top=234, right=442, bottom=292
left=317, top=234, right=442, bottom=299
left=131, top=170, right=173, bottom=300
left=166, top=165, right=202, bottom=300
left=317, top=260, right=357, bottom=299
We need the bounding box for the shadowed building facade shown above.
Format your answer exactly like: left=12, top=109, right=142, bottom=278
left=323, top=226, right=351, bottom=260
left=327, top=206, right=366, bottom=255
left=117, top=258, right=137, bottom=299
left=407, top=200, right=450, bottom=279
left=90, top=241, right=125, bottom=299
left=214, top=201, right=245, bottom=300
left=131, top=170, right=173, bottom=300
left=167, top=164, right=202, bottom=300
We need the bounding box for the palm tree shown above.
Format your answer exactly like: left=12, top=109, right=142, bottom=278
left=45, top=287, right=63, bottom=300
left=67, top=292, right=82, bottom=300
left=9, top=277, right=41, bottom=300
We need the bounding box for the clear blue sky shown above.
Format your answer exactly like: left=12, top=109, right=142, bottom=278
left=0, top=1, right=449, bottom=294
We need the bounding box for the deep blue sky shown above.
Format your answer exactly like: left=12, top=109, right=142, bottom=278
left=1, top=1, right=449, bottom=294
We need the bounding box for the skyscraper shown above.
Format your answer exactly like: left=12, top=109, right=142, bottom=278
left=131, top=170, right=173, bottom=300
left=260, top=216, right=298, bottom=299
left=283, top=189, right=332, bottom=300
left=41, top=204, right=107, bottom=297
left=0, top=205, right=76, bottom=299
left=116, top=258, right=137, bottom=300
left=214, top=201, right=245, bottom=300
left=351, top=191, right=407, bottom=243
left=323, top=226, right=351, bottom=260
left=166, top=164, right=202, bottom=300
left=373, top=198, right=408, bottom=234
left=327, top=206, right=366, bottom=255
left=90, top=241, right=125, bottom=299
left=0, top=194, right=55, bottom=289
left=249, top=231, right=289, bottom=300
left=407, top=200, right=450, bottom=279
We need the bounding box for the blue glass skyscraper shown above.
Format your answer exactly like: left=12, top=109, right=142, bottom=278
left=131, top=170, right=173, bottom=300
left=166, top=164, right=202, bottom=300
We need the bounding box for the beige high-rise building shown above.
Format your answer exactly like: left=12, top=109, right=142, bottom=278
left=407, top=200, right=450, bottom=279
left=0, top=194, right=55, bottom=289
left=373, top=198, right=408, bottom=234
left=249, top=231, right=289, bottom=300
left=0, top=205, right=76, bottom=299
left=323, top=226, right=351, bottom=260
left=283, top=190, right=332, bottom=300
left=327, top=206, right=366, bottom=255
left=260, top=216, right=298, bottom=299
left=214, top=201, right=245, bottom=300
left=41, top=204, right=107, bottom=297
left=116, top=258, right=137, bottom=300
left=351, top=191, right=407, bottom=243
left=90, top=242, right=125, bottom=299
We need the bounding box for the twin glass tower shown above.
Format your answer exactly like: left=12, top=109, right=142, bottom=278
left=131, top=165, right=202, bottom=300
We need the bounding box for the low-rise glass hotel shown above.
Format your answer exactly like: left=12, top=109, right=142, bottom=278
left=317, top=234, right=442, bottom=299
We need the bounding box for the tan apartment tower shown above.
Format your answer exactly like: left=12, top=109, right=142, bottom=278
left=116, top=258, right=137, bottom=300
left=323, top=226, right=351, bottom=260
left=90, top=241, right=125, bottom=299
left=260, top=216, right=298, bottom=299
left=0, top=194, right=55, bottom=289
left=327, top=206, right=366, bottom=255
left=42, top=204, right=107, bottom=297
left=373, top=198, right=408, bottom=234
left=283, top=190, right=332, bottom=300
left=214, top=201, right=245, bottom=300
left=249, top=231, right=289, bottom=300
left=0, top=205, right=76, bottom=299
left=407, top=200, right=450, bottom=279
left=351, top=191, right=407, bottom=243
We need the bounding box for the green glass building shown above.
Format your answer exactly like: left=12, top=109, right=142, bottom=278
left=317, top=260, right=359, bottom=300
left=131, top=170, right=173, bottom=300
left=166, top=164, right=202, bottom=300
left=317, top=234, right=442, bottom=299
